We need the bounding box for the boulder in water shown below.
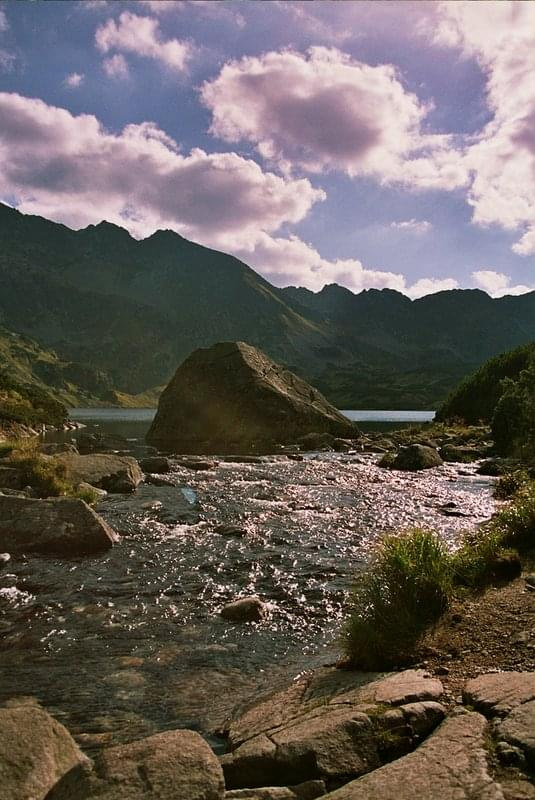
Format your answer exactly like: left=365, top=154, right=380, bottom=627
left=387, top=445, right=443, bottom=471
left=147, top=342, right=356, bottom=453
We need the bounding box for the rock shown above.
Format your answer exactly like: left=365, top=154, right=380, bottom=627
left=222, top=669, right=444, bottom=790
left=175, top=457, right=218, bottom=471
left=46, top=729, right=225, bottom=800
left=78, top=482, right=108, bottom=500
left=76, top=432, right=130, bottom=455
left=439, top=445, right=483, bottom=463
left=54, top=453, right=142, bottom=493
left=139, top=456, right=171, bottom=474
left=39, top=442, right=79, bottom=455
left=225, top=780, right=327, bottom=799
left=147, top=342, right=357, bottom=453
left=463, top=672, right=535, bottom=715
left=525, top=574, right=535, bottom=590
left=497, top=700, right=535, bottom=768
left=221, top=596, right=268, bottom=622
left=388, top=445, right=443, bottom=471
left=97, top=484, right=200, bottom=531
left=215, top=523, right=247, bottom=537
left=332, top=438, right=355, bottom=452
left=0, top=465, right=24, bottom=490
left=0, top=495, right=118, bottom=555
left=298, top=432, right=335, bottom=451
left=321, top=713, right=503, bottom=799
left=0, top=703, right=88, bottom=800
left=0, top=551, right=10, bottom=566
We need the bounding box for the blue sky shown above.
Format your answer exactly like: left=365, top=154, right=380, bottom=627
left=0, top=0, right=534, bottom=298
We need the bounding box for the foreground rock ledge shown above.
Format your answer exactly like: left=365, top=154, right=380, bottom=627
left=47, top=729, right=225, bottom=800
left=147, top=341, right=357, bottom=453
left=0, top=495, right=118, bottom=555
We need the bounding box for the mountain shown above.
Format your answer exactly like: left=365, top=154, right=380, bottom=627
left=1, top=202, right=535, bottom=409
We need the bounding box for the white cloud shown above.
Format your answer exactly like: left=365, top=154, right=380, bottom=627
left=103, top=53, right=129, bottom=79
left=0, top=8, right=8, bottom=32
left=140, top=0, right=245, bottom=27
left=232, top=231, right=459, bottom=299
left=201, top=47, right=468, bottom=189
left=95, top=10, right=192, bottom=71
left=471, top=270, right=534, bottom=298
left=433, top=1, right=535, bottom=255
left=64, top=72, right=85, bottom=89
left=390, top=218, right=432, bottom=234
left=0, top=92, right=323, bottom=249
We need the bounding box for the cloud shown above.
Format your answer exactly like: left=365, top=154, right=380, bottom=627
left=0, top=92, right=323, bottom=249
left=201, top=47, right=468, bottom=189
left=95, top=10, right=192, bottom=71
left=232, top=231, right=460, bottom=299
left=103, top=53, right=129, bottom=79
left=140, top=0, right=245, bottom=27
left=471, top=270, right=534, bottom=298
left=0, top=8, right=8, bottom=32
left=433, top=1, right=535, bottom=255
left=390, top=219, right=432, bottom=234
left=64, top=72, right=85, bottom=89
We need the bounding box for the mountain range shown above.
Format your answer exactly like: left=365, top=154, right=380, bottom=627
left=1, top=201, right=535, bottom=410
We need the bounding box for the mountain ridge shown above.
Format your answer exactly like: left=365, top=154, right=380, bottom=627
left=1, top=202, right=535, bottom=409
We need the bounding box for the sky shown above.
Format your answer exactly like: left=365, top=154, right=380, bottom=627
left=0, top=0, right=534, bottom=299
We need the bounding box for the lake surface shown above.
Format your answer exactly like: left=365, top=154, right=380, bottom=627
left=1, top=406, right=494, bottom=756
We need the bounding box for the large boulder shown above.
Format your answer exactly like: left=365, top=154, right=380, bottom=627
left=46, top=729, right=224, bottom=800
left=54, top=453, right=142, bottom=493
left=0, top=702, right=89, bottom=800
left=0, top=495, right=118, bottom=555
left=146, top=342, right=357, bottom=454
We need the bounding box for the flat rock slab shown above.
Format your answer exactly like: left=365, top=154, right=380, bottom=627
left=225, top=782, right=326, bottom=800
left=47, top=729, right=224, bottom=800
left=463, top=672, right=535, bottom=716
left=222, top=670, right=444, bottom=790
left=0, top=495, right=118, bottom=555
left=0, top=704, right=88, bottom=800
left=54, top=453, right=142, bottom=493
left=321, top=712, right=504, bottom=800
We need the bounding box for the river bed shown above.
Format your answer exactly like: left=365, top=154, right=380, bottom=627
left=0, top=411, right=495, bottom=753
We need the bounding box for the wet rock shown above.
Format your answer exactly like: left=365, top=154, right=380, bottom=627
left=298, top=432, right=335, bottom=451
left=139, top=456, right=171, bottom=474
left=0, top=703, right=89, bottom=800
left=320, top=713, right=503, bottom=799
left=76, top=432, right=130, bottom=455
left=215, top=523, right=248, bottom=538
left=78, top=482, right=108, bottom=500
left=147, top=342, right=357, bottom=453
left=221, top=596, right=268, bottom=623
left=0, top=551, right=10, bottom=567
left=332, top=438, right=355, bottom=452
left=388, top=445, right=443, bottom=471
left=97, top=484, right=200, bottom=531
left=497, top=700, right=535, bottom=767
left=463, top=672, right=535, bottom=715
left=47, top=729, right=225, bottom=800
left=54, top=453, right=142, bottom=493
left=0, top=495, right=118, bottom=555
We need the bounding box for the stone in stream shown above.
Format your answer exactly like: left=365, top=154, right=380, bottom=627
left=0, top=702, right=89, bottom=800
left=139, top=455, right=171, bottom=474
left=146, top=341, right=357, bottom=453
left=46, top=729, right=225, bottom=800
left=221, top=596, right=268, bottom=623
left=54, top=452, right=142, bottom=493
left=382, top=444, right=443, bottom=471
left=0, top=495, right=118, bottom=555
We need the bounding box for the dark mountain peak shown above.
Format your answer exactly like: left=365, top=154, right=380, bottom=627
left=82, top=219, right=133, bottom=240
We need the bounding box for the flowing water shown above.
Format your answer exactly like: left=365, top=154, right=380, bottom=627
left=0, top=409, right=495, bottom=752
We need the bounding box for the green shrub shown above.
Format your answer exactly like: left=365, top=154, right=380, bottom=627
left=343, top=530, right=452, bottom=669
left=10, top=451, right=70, bottom=497
left=492, top=483, right=535, bottom=550
left=494, top=469, right=530, bottom=499
left=452, top=526, right=516, bottom=587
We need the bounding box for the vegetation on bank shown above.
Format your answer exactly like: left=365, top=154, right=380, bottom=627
left=0, top=370, right=67, bottom=427
left=0, top=439, right=98, bottom=502
left=343, top=477, right=535, bottom=669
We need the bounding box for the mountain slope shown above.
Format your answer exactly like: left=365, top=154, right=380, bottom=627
left=2, top=202, right=535, bottom=409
